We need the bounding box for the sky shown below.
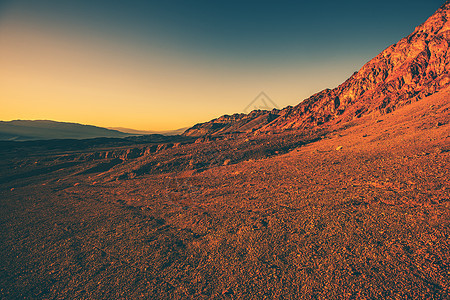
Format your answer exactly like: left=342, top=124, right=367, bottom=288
left=0, top=0, right=445, bottom=131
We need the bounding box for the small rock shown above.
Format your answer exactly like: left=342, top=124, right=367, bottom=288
left=434, top=148, right=443, bottom=154
left=222, top=288, right=233, bottom=295
left=156, top=144, right=166, bottom=152
left=223, top=159, right=231, bottom=166
left=336, top=146, right=343, bottom=151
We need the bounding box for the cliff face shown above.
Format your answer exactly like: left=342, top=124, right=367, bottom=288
left=184, top=1, right=450, bottom=137
left=262, top=0, right=450, bottom=131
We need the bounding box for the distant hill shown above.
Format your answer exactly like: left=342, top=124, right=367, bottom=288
left=0, top=120, right=132, bottom=141
left=108, top=127, right=189, bottom=136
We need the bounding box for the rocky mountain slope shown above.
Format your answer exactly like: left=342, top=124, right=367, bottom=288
left=184, top=0, right=450, bottom=137
left=183, top=110, right=279, bottom=137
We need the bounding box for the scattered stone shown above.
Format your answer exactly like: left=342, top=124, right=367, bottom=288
left=336, top=146, right=343, bottom=151
left=434, top=147, right=443, bottom=154
left=223, top=159, right=231, bottom=166
left=222, top=288, right=233, bottom=295
left=156, top=144, right=166, bottom=152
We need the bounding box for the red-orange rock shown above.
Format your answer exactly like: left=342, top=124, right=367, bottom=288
left=184, top=1, right=450, bottom=137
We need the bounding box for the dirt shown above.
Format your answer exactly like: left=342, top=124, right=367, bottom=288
left=0, top=87, right=449, bottom=299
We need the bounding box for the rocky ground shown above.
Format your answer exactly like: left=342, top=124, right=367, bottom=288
left=0, top=88, right=449, bottom=299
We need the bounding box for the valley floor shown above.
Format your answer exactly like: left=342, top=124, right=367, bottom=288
left=0, top=92, right=449, bottom=299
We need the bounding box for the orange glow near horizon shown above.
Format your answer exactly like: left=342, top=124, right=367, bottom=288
left=0, top=12, right=366, bottom=131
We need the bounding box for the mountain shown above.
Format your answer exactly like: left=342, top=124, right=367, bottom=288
left=183, top=110, right=279, bottom=137
left=1, top=3, right=449, bottom=298
left=184, top=0, right=450, bottom=137
left=108, top=127, right=189, bottom=136
left=0, top=120, right=132, bottom=141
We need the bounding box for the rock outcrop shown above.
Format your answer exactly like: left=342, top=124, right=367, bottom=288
left=183, top=110, right=280, bottom=137
left=184, top=1, right=450, bottom=136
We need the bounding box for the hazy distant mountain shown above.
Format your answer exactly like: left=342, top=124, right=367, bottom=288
left=108, top=127, right=189, bottom=136
left=0, top=120, right=132, bottom=141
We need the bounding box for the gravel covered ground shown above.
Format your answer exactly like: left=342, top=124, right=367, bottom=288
left=0, top=92, right=449, bottom=299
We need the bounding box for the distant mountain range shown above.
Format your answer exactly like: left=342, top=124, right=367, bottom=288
left=0, top=120, right=134, bottom=141
left=107, top=127, right=188, bottom=136
left=0, top=120, right=188, bottom=142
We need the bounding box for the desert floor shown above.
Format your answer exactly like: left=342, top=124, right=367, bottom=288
left=1, top=92, right=449, bottom=299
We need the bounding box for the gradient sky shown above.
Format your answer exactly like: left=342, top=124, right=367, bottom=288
left=0, top=0, right=444, bottom=130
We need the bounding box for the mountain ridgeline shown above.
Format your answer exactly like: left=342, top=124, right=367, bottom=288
left=0, top=120, right=131, bottom=141
left=184, top=0, right=450, bottom=137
